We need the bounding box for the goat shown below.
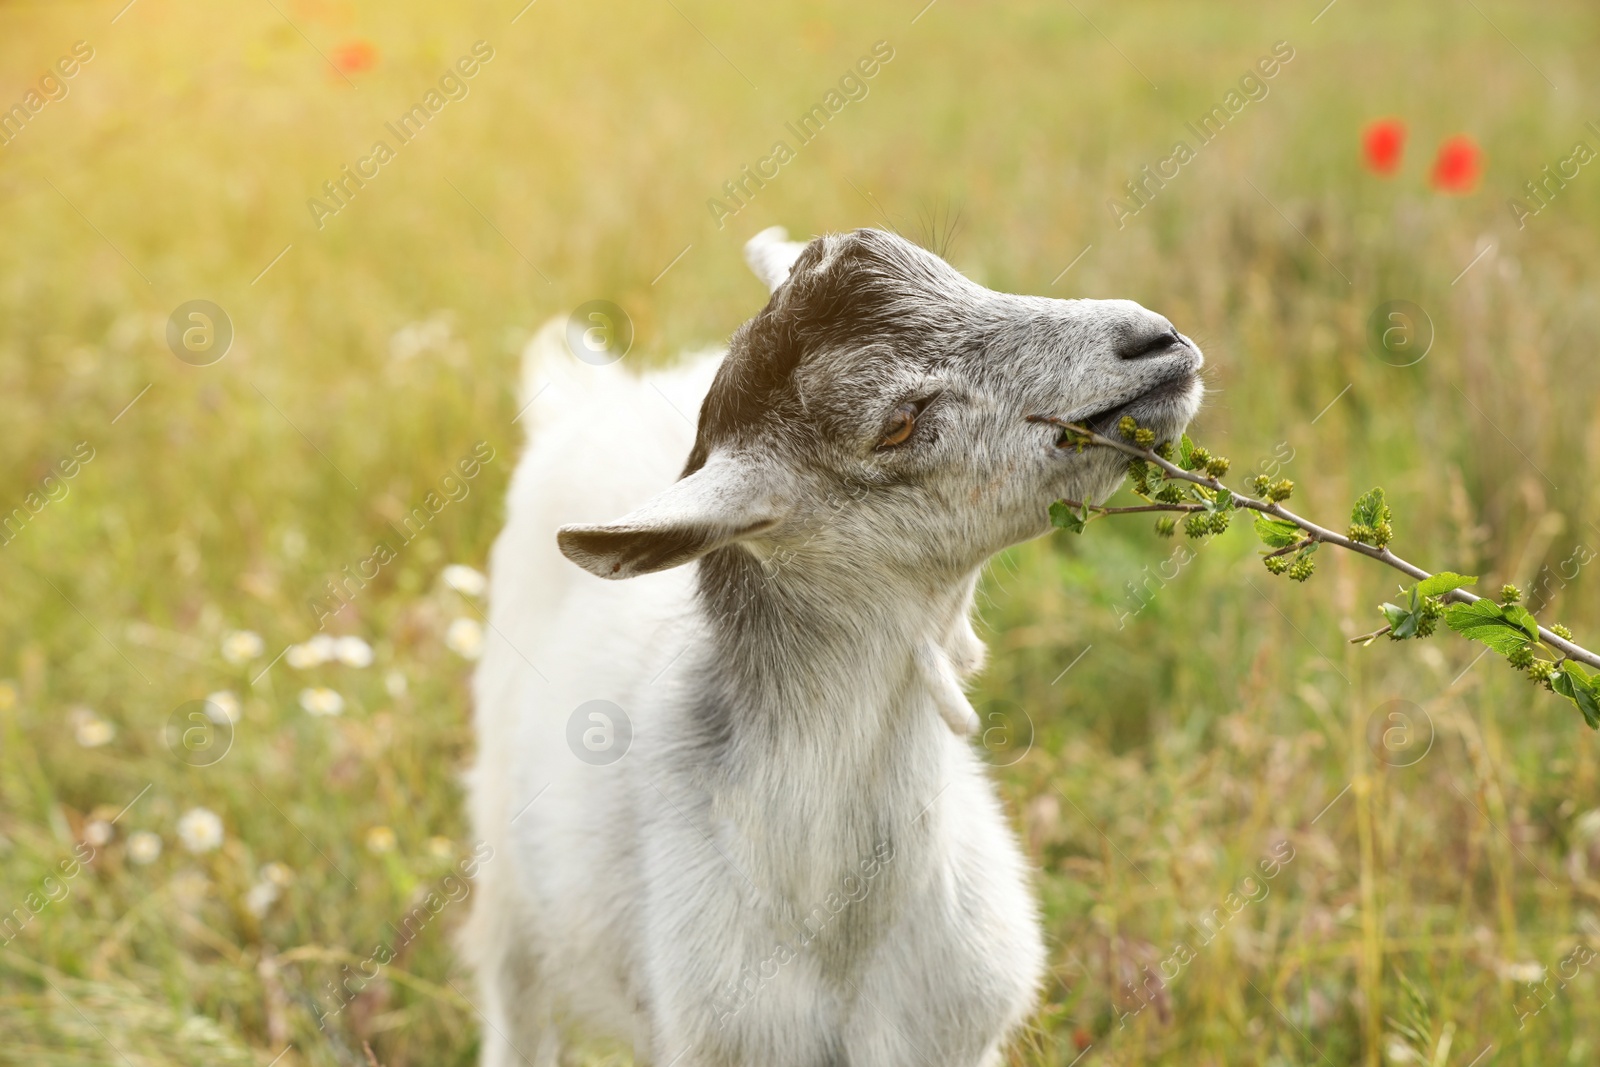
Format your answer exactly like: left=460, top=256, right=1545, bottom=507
left=463, top=226, right=1205, bottom=1066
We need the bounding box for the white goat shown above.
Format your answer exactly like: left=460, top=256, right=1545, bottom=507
left=464, top=227, right=1204, bottom=1066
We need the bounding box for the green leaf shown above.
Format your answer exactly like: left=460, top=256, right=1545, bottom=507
left=1502, top=604, right=1541, bottom=642
left=1571, top=687, right=1599, bottom=730
left=1178, top=434, right=1196, bottom=471
left=1381, top=601, right=1420, bottom=639
left=1415, top=572, right=1478, bottom=599
left=1443, top=600, right=1538, bottom=656
left=1209, top=489, right=1234, bottom=514
left=1551, top=670, right=1600, bottom=729
left=1049, top=500, right=1088, bottom=534
left=1253, top=514, right=1302, bottom=549
left=1352, top=487, right=1391, bottom=528
left=1379, top=588, right=1425, bottom=639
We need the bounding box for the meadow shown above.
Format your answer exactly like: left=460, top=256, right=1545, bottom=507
left=2, top=0, right=1599, bottom=1063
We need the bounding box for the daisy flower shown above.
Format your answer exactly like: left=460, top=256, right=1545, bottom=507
left=70, top=707, right=115, bottom=748
left=127, top=831, right=162, bottom=865
left=285, top=643, right=323, bottom=669
left=221, top=630, right=265, bottom=664
left=261, top=861, right=295, bottom=887
left=204, top=690, right=241, bottom=724
left=334, top=635, right=375, bottom=668
left=244, top=880, right=280, bottom=917
left=446, top=618, right=484, bottom=660
left=299, top=687, right=346, bottom=717
left=442, top=564, right=488, bottom=597
left=365, top=826, right=397, bottom=854
left=177, top=807, right=224, bottom=853
left=1501, top=961, right=1545, bottom=984
left=288, top=633, right=341, bottom=669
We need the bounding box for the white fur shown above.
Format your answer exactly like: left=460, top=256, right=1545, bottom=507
left=465, top=228, right=1203, bottom=1066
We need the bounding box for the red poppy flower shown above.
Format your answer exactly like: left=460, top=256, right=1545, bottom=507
left=1362, top=119, right=1406, bottom=176
left=1431, top=135, right=1481, bottom=194
left=332, top=39, right=378, bottom=75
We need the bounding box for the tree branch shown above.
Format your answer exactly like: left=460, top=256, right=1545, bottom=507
left=1057, top=498, right=1205, bottom=516
left=1029, top=415, right=1600, bottom=672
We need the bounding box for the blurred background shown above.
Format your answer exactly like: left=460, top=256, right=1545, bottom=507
left=2, top=0, right=1598, bottom=1063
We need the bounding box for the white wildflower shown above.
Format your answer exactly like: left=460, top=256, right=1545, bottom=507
left=83, top=819, right=113, bottom=847
left=261, top=861, right=294, bottom=887
left=1502, top=960, right=1546, bottom=983
left=204, top=690, right=241, bottom=724
left=299, top=687, right=346, bottom=717
left=127, top=831, right=162, bottom=864
left=446, top=617, right=484, bottom=660
left=285, top=643, right=323, bottom=669
left=244, top=880, right=280, bottom=917
left=280, top=528, right=307, bottom=559
left=365, top=826, right=396, bottom=854
left=177, top=808, right=224, bottom=853
left=389, top=313, right=463, bottom=364
left=1383, top=1038, right=1421, bottom=1064
left=442, top=564, right=488, bottom=597
left=334, top=635, right=374, bottom=668
left=71, top=707, right=115, bottom=748
left=221, top=630, right=265, bottom=664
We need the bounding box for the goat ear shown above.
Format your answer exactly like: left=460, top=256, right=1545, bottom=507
left=557, top=455, right=786, bottom=580
left=744, top=226, right=808, bottom=293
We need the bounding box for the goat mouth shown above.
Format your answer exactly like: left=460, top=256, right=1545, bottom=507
left=1064, top=373, right=1202, bottom=438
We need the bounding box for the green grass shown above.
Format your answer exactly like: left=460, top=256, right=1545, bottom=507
left=2, top=0, right=1599, bottom=1063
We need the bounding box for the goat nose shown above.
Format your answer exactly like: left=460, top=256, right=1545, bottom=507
left=1118, top=326, right=1185, bottom=361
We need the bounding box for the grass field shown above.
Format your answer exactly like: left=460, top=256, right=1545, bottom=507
left=2, top=0, right=1599, bottom=1063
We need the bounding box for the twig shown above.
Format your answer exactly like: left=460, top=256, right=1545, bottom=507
left=1058, top=497, right=1205, bottom=516
left=1030, top=416, right=1600, bottom=671
left=1265, top=537, right=1317, bottom=560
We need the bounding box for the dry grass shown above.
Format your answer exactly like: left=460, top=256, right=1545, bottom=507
left=1, top=0, right=1598, bottom=1064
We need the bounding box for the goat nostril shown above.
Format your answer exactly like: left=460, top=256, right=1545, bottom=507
left=1119, top=328, right=1184, bottom=361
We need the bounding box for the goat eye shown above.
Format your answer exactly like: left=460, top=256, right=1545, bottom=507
left=877, top=403, right=918, bottom=449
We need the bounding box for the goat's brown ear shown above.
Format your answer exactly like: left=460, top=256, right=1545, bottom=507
left=557, top=454, right=786, bottom=580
